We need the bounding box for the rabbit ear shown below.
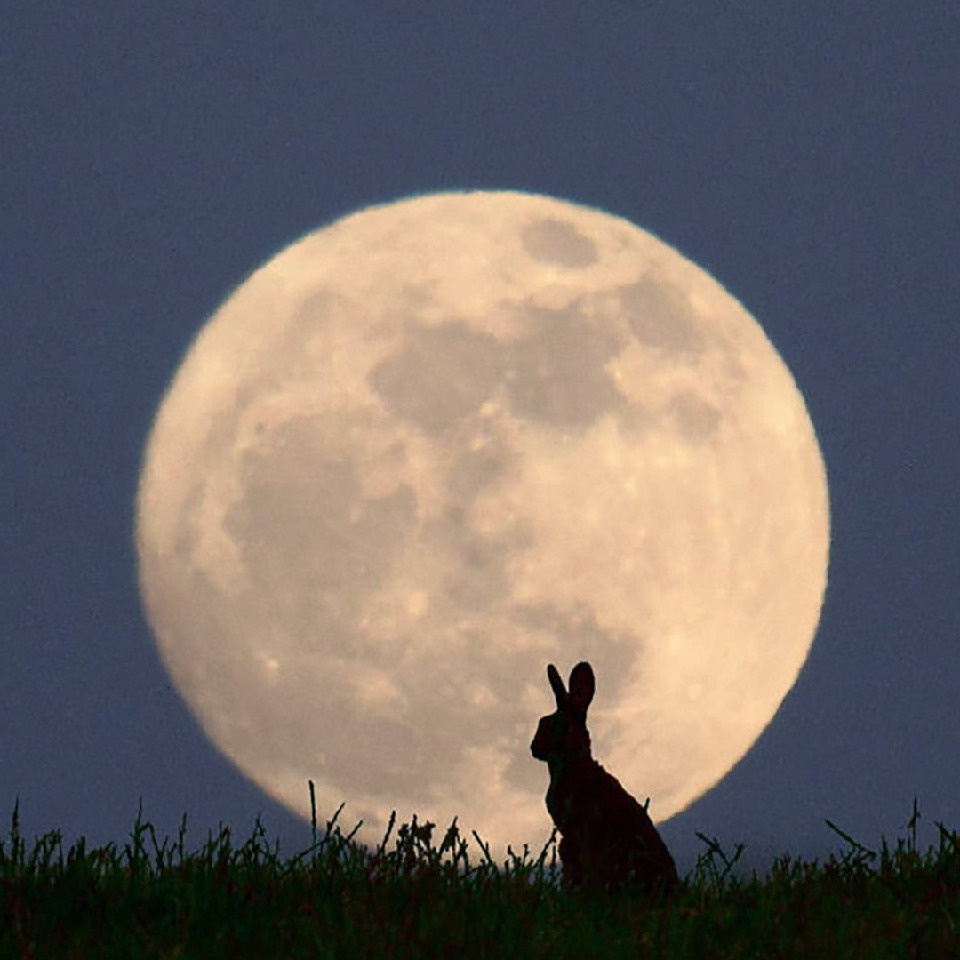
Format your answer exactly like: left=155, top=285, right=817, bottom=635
left=568, top=661, right=595, bottom=716
left=547, top=663, right=567, bottom=708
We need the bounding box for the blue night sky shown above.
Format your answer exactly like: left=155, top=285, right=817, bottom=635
left=3, top=3, right=958, bottom=875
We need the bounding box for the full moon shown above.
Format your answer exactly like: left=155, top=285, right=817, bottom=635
left=136, top=191, right=829, bottom=863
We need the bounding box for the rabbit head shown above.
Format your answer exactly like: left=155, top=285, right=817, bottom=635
left=531, top=661, right=596, bottom=766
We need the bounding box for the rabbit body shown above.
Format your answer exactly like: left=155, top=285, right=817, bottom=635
left=531, top=661, right=678, bottom=895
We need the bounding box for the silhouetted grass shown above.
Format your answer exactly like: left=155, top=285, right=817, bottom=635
left=2, top=789, right=958, bottom=958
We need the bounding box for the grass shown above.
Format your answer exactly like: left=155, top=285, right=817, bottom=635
left=1, top=788, right=958, bottom=959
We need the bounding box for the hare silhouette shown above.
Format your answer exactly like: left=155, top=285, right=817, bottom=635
left=531, top=661, right=678, bottom=895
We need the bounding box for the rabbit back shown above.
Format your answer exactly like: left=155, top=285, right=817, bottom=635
left=551, top=756, right=677, bottom=894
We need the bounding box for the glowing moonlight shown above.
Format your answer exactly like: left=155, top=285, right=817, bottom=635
left=137, top=191, right=829, bottom=861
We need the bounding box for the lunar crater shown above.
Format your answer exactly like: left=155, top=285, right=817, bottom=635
left=520, top=217, right=599, bottom=268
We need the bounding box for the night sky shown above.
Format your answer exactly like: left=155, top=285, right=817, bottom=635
left=3, top=3, right=958, bottom=876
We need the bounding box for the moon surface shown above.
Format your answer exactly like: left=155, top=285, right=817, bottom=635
left=136, top=191, right=829, bottom=863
